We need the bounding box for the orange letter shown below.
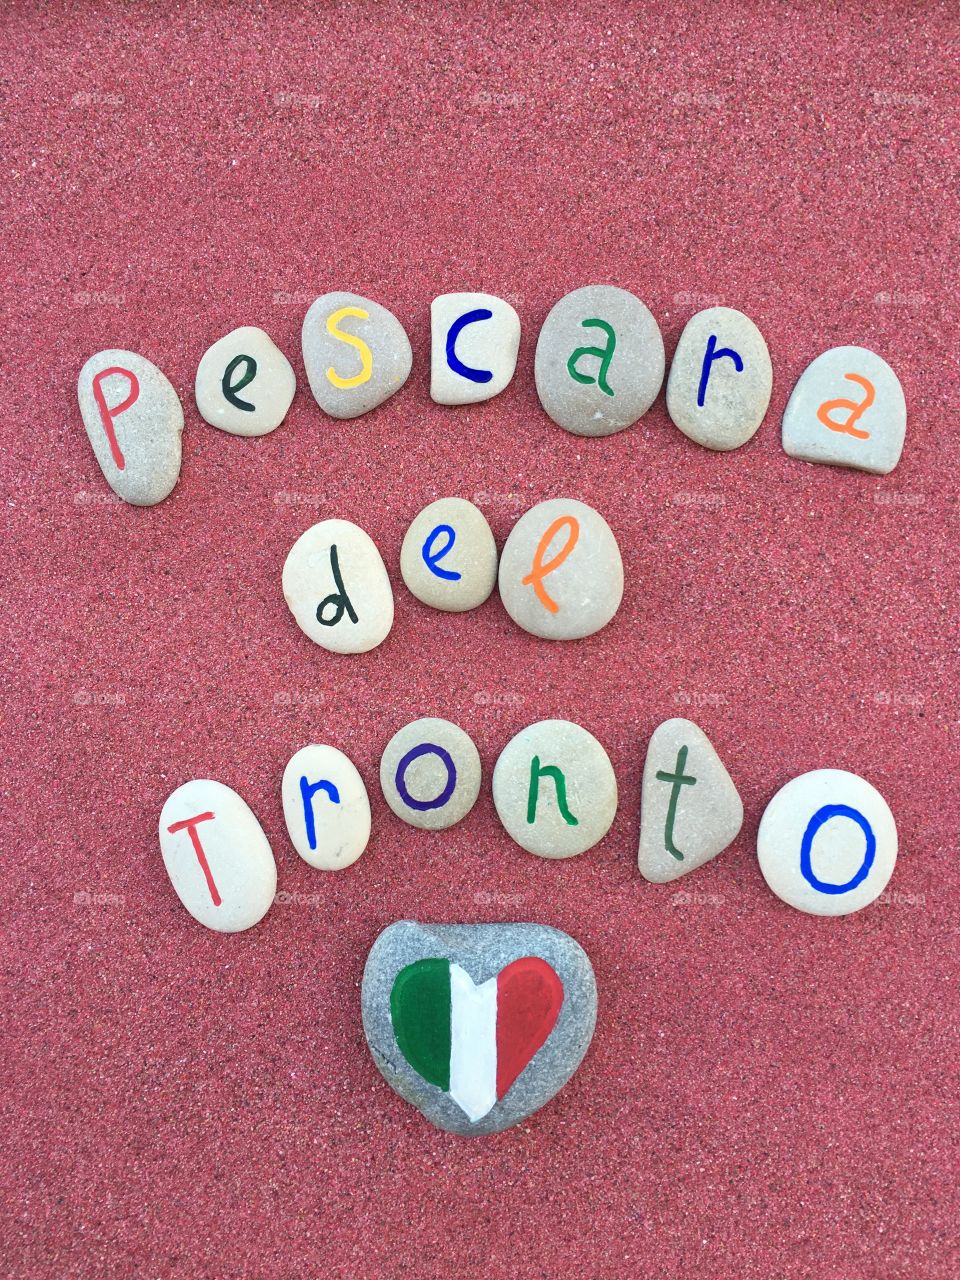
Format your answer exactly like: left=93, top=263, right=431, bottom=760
left=521, top=516, right=580, bottom=614
left=817, top=373, right=874, bottom=440
left=92, top=366, right=140, bottom=469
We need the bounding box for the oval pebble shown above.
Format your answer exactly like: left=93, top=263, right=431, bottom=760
left=666, top=306, right=772, bottom=451
left=757, top=768, right=897, bottom=915
left=302, top=291, right=412, bottom=419
left=782, top=345, right=906, bottom=475
left=400, top=497, right=498, bottom=612
left=282, top=518, right=394, bottom=654
left=77, top=348, right=184, bottom=506
left=281, top=744, right=371, bottom=870
left=158, top=779, right=277, bottom=932
left=534, top=285, right=664, bottom=437
left=380, top=718, right=481, bottom=830
left=430, top=292, right=521, bottom=405
left=195, top=325, right=296, bottom=437
left=493, top=719, right=618, bottom=858
left=498, top=498, right=624, bottom=640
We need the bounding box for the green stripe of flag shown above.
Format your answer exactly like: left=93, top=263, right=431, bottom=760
left=390, top=959, right=452, bottom=1091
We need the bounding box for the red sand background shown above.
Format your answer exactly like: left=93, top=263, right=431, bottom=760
left=2, top=3, right=957, bottom=1277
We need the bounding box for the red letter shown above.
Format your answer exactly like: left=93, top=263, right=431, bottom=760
left=166, top=811, right=221, bottom=906
left=91, top=366, right=140, bottom=469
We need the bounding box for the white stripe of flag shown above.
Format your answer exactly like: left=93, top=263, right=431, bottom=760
left=448, top=964, right=498, bottom=1122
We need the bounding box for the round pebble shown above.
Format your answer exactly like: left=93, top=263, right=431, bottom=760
left=380, top=717, right=482, bottom=830
left=534, top=285, right=664, bottom=436
left=666, top=306, right=772, bottom=451
left=158, top=779, right=277, bottom=932
left=400, top=497, right=498, bottom=612
left=281, top=744, right=371, bottom=870
left=302, top=291, right=412, bottom=419
left=497, top=498, right=624, bottom=640
left=430, top=292, right=521, bottom=405
left=282, top=518, right=394, bottom=654
left=492, top=719, right=618, bottom=858
left=757, top=768, right=898, bottom=915
left=195, top=325, right=296, bottom=437
left=77, top=348, right=184, bottom=506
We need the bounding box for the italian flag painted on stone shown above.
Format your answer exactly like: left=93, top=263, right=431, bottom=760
left=390, top=956, right=564, bottom=1123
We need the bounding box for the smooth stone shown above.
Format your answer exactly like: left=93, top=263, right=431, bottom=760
left=666, top=307, right=772, bottom=451
left=782, top=345, right=906, bottom=474
left=638, top=718, right=743, bottom=883
left=282, top=518, right=394, bottom=654
left=361, top=920, right=597, bottom=1135
left=757, top=768, right=897, bottom=915
left=534, top=285, right=664, bottom=436
left=77, top=348, right=184, bottom=505
left=492, top=719, right=618, bottom=858
left=430, top=292, right=521, bottom=405
left=301, top=291, right=412, bottom=419
left=158, top=779, right=276, bottom=932
left=379, top=718, right=481, bottom=830
left=400, top=497, right=498, bottom=612
left=195, top=326, right=296, bottom=437
left=497, top=498, right=623, bottom=640
left=281, top=744, right=370, bottom=870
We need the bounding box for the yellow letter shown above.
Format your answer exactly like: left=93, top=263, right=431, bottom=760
left=325, top=307, right=373, bottom=388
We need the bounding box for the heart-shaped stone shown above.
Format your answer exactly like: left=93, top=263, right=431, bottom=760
left=361, top=921, right=597, bottom=1135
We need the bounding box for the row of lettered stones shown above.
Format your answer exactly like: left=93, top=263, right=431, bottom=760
left=159, top=716, right=899, bottom=934
left=77, top=288, right=908, bottom=507
left=284, top=498, right=623, bottom=650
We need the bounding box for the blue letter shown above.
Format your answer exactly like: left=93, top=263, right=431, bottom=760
left=799, top=804, right=876, bottom=894
left=421, top=523, right=461, bottom=581
left=395, top=743, right=457, bottom=811
left=446, top=308, right=493, bottom=384
left=299, top=776, right=340, bottom=851
left=697, top=334, right=744, bottom=408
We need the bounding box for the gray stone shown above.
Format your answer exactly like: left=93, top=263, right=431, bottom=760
left=301, top=291, right=412, bottom=419
left=757, top=768, right=898, bottom=916
left=77, top=348, right=184, bottom=506
left=430, top=292, right=521, bottom=404
left=195, top=325, right=296, bottom=437
left=492, top=719, right=618, bottom=858
left=534, top=285, right=664, bottom=436
left=782, top=345, right=906, bottom=474
left=666, top=307, right=772, bottom=451
left=282, top=518, right=394, bottom=654
left=379, top=717, right=481, bottom=830
left=638, top=718, right=743, bottom=883
left=497, top=498, right=623, bottom=640
left=361, top=920, right=597, bottom=1135
left=400, top=497, right=498, bottom=612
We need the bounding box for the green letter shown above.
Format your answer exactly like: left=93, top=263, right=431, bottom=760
left=527, top=755, right=579, bottom=826
left=655, top=745, right=697, bottom=861
left=566, top=318, right=616, bottom=397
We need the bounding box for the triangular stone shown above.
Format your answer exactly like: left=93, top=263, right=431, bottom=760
left=638, top=718, right=743, bottom=883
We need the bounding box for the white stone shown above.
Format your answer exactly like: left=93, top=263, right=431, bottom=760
left=497, top=498, right=624, bottom=640
left=302, top=291, right=412, bottom=419
left=757, top=768, right=897, bottom=915
left=281, top=744, right=370, bottom=870
left=77, top=349, right=184, bottom=505
left=638, top=718, right=743, bottom=883
left=666, top=307, right=772, bottom=451
left=430, top=293, right=521, bottom=405
left=379, top=718, right=482, bottom=830
left=159, top=779, right=277, bottom=932
left=195, top=326, right=295, bottom=436
left=400, top=497, right=498, bottom=612
left=492, top=720, right=618, bottom=858
left=282, top=519, right=394, bottom=654
left=782, top=345, right=906, bottom=474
